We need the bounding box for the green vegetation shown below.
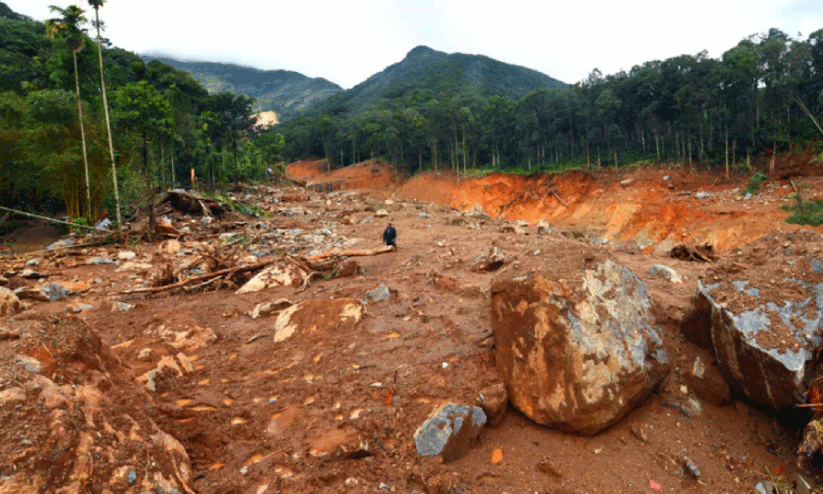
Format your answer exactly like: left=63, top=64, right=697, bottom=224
left=743, top=171, right=768, bottom=195
left=0, top=1, right=283, bottom=226
left=785, top=195, right=823, bottom=226
left=277, top=30, right=823, bottom=179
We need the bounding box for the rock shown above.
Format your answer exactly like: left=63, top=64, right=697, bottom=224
left=413, top=403, right=487, bottom=462
left=683, top=351, right=731, bottom=406
left=0, top=315, right=194, bottom=493
left=680, top=232, right=823, bottom=411
left=478, top=383, right=508, bottom=427
left=0, top=286, right=20, bottom=316
left=159, top=239, right=181, bottom=254
left=491, top=258, right=669, bottom=434
left=336, top=258, right=359, bottom=278
left=39, top=283, right=69, bottom=302
left=19, top=269, right=47, bottom=279
left=112, top=301, right=134, bottom=312
left=116, top=261, right=154, bottom=272
left=66, top=302, right=93, bottom=313
left=143, top=315, right=216, bottom=353
left=117, top=250, right=137, bottom=261
left=155, top=219, right=180, bottom=237
left=755, top=480, right=776, bottom=494
left=236, top=260, right=309, bottom=294
left=366, top=284, right=391, bottom=304
left=536, top=220, right=552, bottom=235
left=273, top=298, right=365, bottom=343
left=648, top=264, right=683, bottom=284
left=309, top=427, right=369, bottom=460
left=470, top=247, right=506, bottom=272
left=375, top=209, right=389, bottom=217
left=250, top=299, right=294, bottom=319
left=694, top=191, right=712, bottom=199
left=620, top=178, right=633, bottom=187
left=46, top=238, right=74, bottom=250
left=25, top=258, right=40, bottom=266
left=112, top=340, right=195, bottom=393
left=87, top=257, right=115, bottom=265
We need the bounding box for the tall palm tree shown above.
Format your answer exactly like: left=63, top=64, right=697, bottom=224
left=87, top=0, right=121, bottom=230
left=46, top=5, right=92, bottom=222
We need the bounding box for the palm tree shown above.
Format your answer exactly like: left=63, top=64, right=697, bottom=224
left=46, top=5, right=92, bottom=222
left=87, top=0, right=121, bottom=231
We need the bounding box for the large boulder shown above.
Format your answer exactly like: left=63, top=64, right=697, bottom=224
left=680, top=230, right=823, bottom=411
left=0, top=315, right=194, bottom=493
left=491, top=257, right=669, bottom=434
left=274, top=298, right=365, bottom=343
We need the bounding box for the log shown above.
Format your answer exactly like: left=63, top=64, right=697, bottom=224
left=303, top=245, right=395, bottom=263
left=122, top=259, right=275, bottom=294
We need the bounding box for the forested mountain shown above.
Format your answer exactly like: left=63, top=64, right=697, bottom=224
left=316, top=45, right=566, bottom=115
left=278, top=30, right=823, bottom=178
left=140, top=56, right=342, bottom=121
left=1, top=1, right=281, bottom=224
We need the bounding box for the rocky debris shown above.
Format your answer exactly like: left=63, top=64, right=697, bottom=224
left=366, top=284, right=391, bottom=304
left=19, top=268, right=47, bottom=279
left=236, top=259, right=310, bottom=294
left=680, top=230, right=823, bottom=412
left=477, top=382, right=508, bottom=427
left=470, top=246, right=506, bottom=272
left=250, top=299, right=294, bottom=319
left=0, top=315, right=194, bottom=493
left=142, top=315, right=217, bottom=353
left=671, top=243, right=718, bottom=262
left=413, top=403, right=487, bottom=462
left=15, top=282, right=69, bottom=303
left=491, top=256, right=669, bottom=434
left=536, top=220, right=552, bottom=235
left=273, top=298, right=365, bottom=343
left=309, top=427, right=370, bottom=460
left=0, top=286, right=20, bottom=315
left=112, top=339, right=196, bottom=393
left=649, top=264, right=683, bottom=283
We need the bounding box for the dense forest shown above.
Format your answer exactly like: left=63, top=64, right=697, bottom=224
left=278, top=29, right=823, bottom=177
left=0, top=1, right=281, bottom=223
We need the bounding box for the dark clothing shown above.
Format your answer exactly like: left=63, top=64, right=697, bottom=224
left=383, top=225, right=397, bottom=247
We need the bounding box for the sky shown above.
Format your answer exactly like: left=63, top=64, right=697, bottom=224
left=6, top=0, right=823, bottom=89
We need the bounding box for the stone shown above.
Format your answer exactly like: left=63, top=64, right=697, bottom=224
left=683, top=351, right=732, bottom=407
left=366, top=284, right=391, bottom=304
left=478, top=382, right=508, bottom=427
left=414, top=403, right=486, bottom=462
left=159, top=239, right=181, bottom=254
left=87, top=257, right=115, bottom=265
left=250, top=299, right=294, bottom=319
left=39, top=283, right=69, bottom=302
left=491, top=258, right=669, bottom=434
left=274, top=298, right=364, bottom=343
left=0, top=315, right=194, bottom=493
left=470, top=246, right=506, bottom=272
left=117, top=250, right=137, bottom=261
left=536, top=220, right=552, bottom=235
left=143, top=316, right=216, bottom=353
left=0, top=286, right=20, bottom=316
left=20, top=269, right=47, bottom=279
left=112, top=301, right=134, bottom=312
left=375, top=209, right=389, bottom=217
left=236, top=260, right=309, bottom=294
left=309, top=427, right=369, bottom=460
left=648, top=264, right=683, bottom=284
left=336, top=258, right=359, bottom=278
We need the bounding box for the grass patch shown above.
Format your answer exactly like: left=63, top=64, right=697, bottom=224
left=742, top=171, right=768, bottom=195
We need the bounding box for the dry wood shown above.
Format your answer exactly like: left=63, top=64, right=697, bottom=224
left=552, top=191, right=569, bottom=208
left=122, top=259, right=275, bottom=294
left=303, top=245, right=395, bottom=263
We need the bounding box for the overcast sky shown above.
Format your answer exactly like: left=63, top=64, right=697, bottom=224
left=6, top=0, right=823, bottom=89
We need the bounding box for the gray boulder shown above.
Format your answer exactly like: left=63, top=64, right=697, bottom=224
left=413, top=403, right=486, bottom=462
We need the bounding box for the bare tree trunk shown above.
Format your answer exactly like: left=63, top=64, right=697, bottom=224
left=93, top=7, right=121, bottom=231
left=73, top=48, right=92, bottom=222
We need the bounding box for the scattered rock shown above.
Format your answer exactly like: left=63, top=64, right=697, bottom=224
left=250, top=299, right=294, bottom=319
left=491, top=258, right=669, bottom=434
left=118, top=250, right=137, bottom=261
left=375, top=209, right=389, bottom=217
left=87, top=257, right=115, bottom=265
left=648, top=264, right=683, bottom=284
left=336, top=258, right=359, bottom=277
left=112, top=301, right=134, bottom=312
left=536, top=220, right=552, bottom=235
left=366, top=284, right=391, bottom=304
left=20, top=269, right=48, bottom=279
left=0, top=286, right=20, bottom=316
left=470, top=247, right=506, bottom=272
left=478, top=382, right=508, bottom=427
left=0, top=316, right=194, bottom=493
left=694, top=191, right=712, bottom=199
left=309, top=427, right=369, bottom=460
left=236, top=260, right=309, bottom=294
left=413, top=402, right=487, bottom=462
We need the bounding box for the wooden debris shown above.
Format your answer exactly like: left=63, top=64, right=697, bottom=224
left=670, top=244, right=717, bottom=263
left=122, top=259, right=276, bottom=294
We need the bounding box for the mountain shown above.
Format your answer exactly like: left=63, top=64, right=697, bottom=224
left=140, top=55, right=343, bottom=121
left=317, top=45, right=567, bottom=114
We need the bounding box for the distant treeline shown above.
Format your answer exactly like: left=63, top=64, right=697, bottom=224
left=0, top=2, right=281, bottom=221
left=277, top=28, right=823, bottom=175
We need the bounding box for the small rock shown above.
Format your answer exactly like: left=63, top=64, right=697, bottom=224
left=470, top=247, right=506, bottom=272
left=309, top=427, right=369, bottom=460
left=25, top=258, right=40, bottom=267
left=67, top=302, right=93, bottom=313
left=683, top=457, right=701, bottom=478
left=112, top=301, right=134, bottom=312
left=536, top=220, right=552, bottom=235
left=39, top=283, right=69, bottom=302
left=87, top=257, right=115, bottom=265
left=20, top=269, right=48, bottom=279
left=250, top=299, right=294, bottom=319
left=117, top=250, right=137, bottom=261
left=755, top=480, right=776, bottom=494
left=336, top=258, right=359, bottom=278
left=478, top=383, right=508, bottom=427
left=694, top=191, right=712, bottom=199
left=367, top=284, right=391, bottom=304
left=648, top=264, right=683, bottom=284
left=417, top=212, right=431, bottom=219
left=413, top=403, right=487, bottom=462
left=375, top=209, right=389, bottom=217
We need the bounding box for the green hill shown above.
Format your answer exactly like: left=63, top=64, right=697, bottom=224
left=317, top=45, right=566, bottom=114
left=140, top=55, right=343, bottom=121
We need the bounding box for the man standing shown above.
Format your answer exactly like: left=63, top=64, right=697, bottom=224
left=383, top=223, right=397, bottom=248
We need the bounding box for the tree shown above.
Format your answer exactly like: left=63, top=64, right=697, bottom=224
left=46, top=4, right=93, bottom=221
left=87, top=0, right=121, bottom=229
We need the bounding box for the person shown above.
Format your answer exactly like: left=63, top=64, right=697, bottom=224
left=383, top=222, right=397, bottom=247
